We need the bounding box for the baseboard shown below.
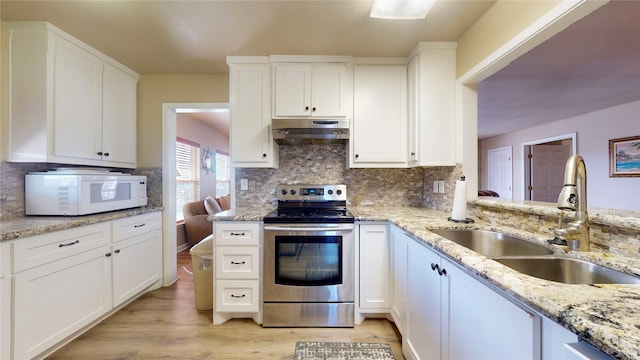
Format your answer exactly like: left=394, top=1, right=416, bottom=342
left=177, top=243, right=190, bottom=253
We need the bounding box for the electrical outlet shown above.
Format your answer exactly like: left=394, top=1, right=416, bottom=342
left=438, top=180, right=445, bottom=193
left=240, top=179, right=248, bottom=191
left=433, top=181, right=439, bottom=193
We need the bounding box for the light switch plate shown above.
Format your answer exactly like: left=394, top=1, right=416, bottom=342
left=240, top=179, right=248, bottom=191
left=433, top=181, right=439, bottom=193
left=438, top=180, right=445, bottom=193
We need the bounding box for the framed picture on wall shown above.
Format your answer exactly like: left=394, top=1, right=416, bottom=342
left=609, top=135, right=640, bottom=177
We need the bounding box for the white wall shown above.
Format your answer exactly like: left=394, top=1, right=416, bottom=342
left=176, top=114, right=229, bottom=200
left=479, top=99, right=640, bottom=211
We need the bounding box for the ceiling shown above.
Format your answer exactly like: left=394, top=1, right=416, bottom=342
left=0, top=0, right=494, bottom=74
left=478, top=0, right=640, bottom=139
left=2, top=0, right=639, bottom=139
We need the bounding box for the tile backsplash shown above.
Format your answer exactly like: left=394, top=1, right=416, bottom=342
left=0, top=162, right=162, bottom=220
left=234, top=144, right=461, bottom=210
left=0, top=145, right=461, bottom=219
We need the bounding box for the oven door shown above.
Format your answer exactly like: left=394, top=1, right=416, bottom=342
left=263, top=224, right=354, bottom=303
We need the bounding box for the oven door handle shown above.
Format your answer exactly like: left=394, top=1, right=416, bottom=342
left=263, top=225, right=354, bottom=232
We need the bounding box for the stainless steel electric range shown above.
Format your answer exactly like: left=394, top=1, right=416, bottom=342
left=262, top=184, right=355, bottom=327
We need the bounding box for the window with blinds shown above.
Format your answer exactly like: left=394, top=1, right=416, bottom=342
left=176, top=138, right=200, bottom=221
left=216, top=151, right=230, bottom=198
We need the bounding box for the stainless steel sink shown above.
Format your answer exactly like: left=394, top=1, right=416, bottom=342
left=494, top=257, right=640, bottom=284
left=431, top=229, right=554, bottom=257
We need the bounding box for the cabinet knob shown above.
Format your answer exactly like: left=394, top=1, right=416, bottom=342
left=105, top=252, right=112, bottom=257
left=411, top=152, right=416, bottom=156
left=312, top=107, right=316, bottom=112
left=104, top=152, right=109, bottom=157
left=355, top=154, right=359, bottom=159
left=114, top=249, right=121, bottom=254
left=305, top=106, right=310, bottom=111
left=262, top=153, right=267, bottom=158
left=97, top=151, right=103, bottom=156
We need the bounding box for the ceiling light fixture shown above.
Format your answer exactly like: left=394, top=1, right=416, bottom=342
left=370, top=0, right=435, bottom=20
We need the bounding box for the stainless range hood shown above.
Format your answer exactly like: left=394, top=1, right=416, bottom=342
left=272, top=118, right=350, bottom=145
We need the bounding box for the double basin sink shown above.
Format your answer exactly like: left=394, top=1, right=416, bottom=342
left=431, top=229, right=640, bottom=285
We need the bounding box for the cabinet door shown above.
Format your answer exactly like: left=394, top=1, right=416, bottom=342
left=102, top=63, right=137, bottom=167
left=229, top=63, right=278, bottom=168
left=13, top=246, right=112, bottom=360
left=446, top=260, right=540, bottom=360
left=273, top=64, right=311, bottom=117
left=311, top=64, right=348, bottom=117
left=406, top=240, right=442, bottom=360
left=407, top=56, right=419, bottom=164
left=0, top=277, right=9, bottom=360
left=112, top=230, right=162, bottom=307
left=411, top=45, right=456, bottom=167
left=359, top=224, right=390, bottom=310
left=52, top=35, right=103, bottom=162
left=391, top=226, right=409, bottom=335
left=352, top=64, right=407, bottom=167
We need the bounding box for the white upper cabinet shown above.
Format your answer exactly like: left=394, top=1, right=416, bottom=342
left=4, top=22, right=139, bottom=168
left=228, top=57, right=278, bottom=168
left=272, top=61, right=350, bottom=118
left=408, top=42, right=457, bottom=167
left=351, top=62, right=408, bottom=168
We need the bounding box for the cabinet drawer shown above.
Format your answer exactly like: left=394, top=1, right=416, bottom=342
left=215, top=280, right=259, bottom=312
left=215, top=222, right=260, bottom=246
left=12, top=222, right=110, bottom=273
left=215, top=246, right=259, bottom=279
left=112, top=212, right=162, bottom=242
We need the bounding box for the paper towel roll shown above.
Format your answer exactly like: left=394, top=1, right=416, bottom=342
left=450, top=179, right=467, bottom=221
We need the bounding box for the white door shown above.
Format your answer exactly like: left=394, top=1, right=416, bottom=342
left=487, top=146, right=512, bottom=198
left=530, top=145, right=571, bottom=202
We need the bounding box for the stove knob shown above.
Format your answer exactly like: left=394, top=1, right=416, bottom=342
left=336, top=189, right=342, bottom=195
left=328, top=190, right=333, bottom=195
left=281, top=189, right=287, bottom=195
left=290, top=189, right=296, bottom=195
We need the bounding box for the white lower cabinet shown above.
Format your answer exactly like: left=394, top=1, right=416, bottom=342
left=405, top=235, right=442, bottom=360
left=9, top=212, right=162, bottom=360
left=1, top=243, right=11, bottom=360
left=111, top=213, right=163, bottom=307
left=213, top=221, right=261, bottom=325
left=358, top=224, right=391, bottom=312
left=390, top=226, right=409, bottom=335
left=12, top=224, right=112, bottom=360
left=405, top=236, right=540, bottom=360
left=446, top=263, right=540, bottom=359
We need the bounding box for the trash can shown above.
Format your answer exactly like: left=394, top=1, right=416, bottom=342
left=189, top=234, right=214, bottom=310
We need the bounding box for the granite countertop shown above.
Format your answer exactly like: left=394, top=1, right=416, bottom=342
left=0, top=206, right=164, bottom=242
left=211, top=204, right=640, bottom=359
left=4, top=203, right=639, bottom=358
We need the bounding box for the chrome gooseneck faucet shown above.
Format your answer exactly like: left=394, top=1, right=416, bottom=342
left=554, top=155, right=589, bottom=251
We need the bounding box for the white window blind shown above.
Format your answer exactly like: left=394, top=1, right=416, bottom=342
left=176, top=138, right=200, bottom=221
left=216, top=151, right=230, bottom=198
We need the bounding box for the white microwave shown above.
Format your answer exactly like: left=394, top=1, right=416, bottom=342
left=25, top=169, right=148, bottom=216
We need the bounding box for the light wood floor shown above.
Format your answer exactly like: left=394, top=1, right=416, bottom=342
left=47, top=251, right=404, bottom=359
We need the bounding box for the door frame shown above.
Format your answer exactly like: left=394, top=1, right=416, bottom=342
left=521, top=132, right=576, bottom=201
left=161, top=102, right=231, bottom=286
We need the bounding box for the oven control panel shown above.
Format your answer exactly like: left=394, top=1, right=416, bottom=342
left=276, top=184, right=347, bottom=202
